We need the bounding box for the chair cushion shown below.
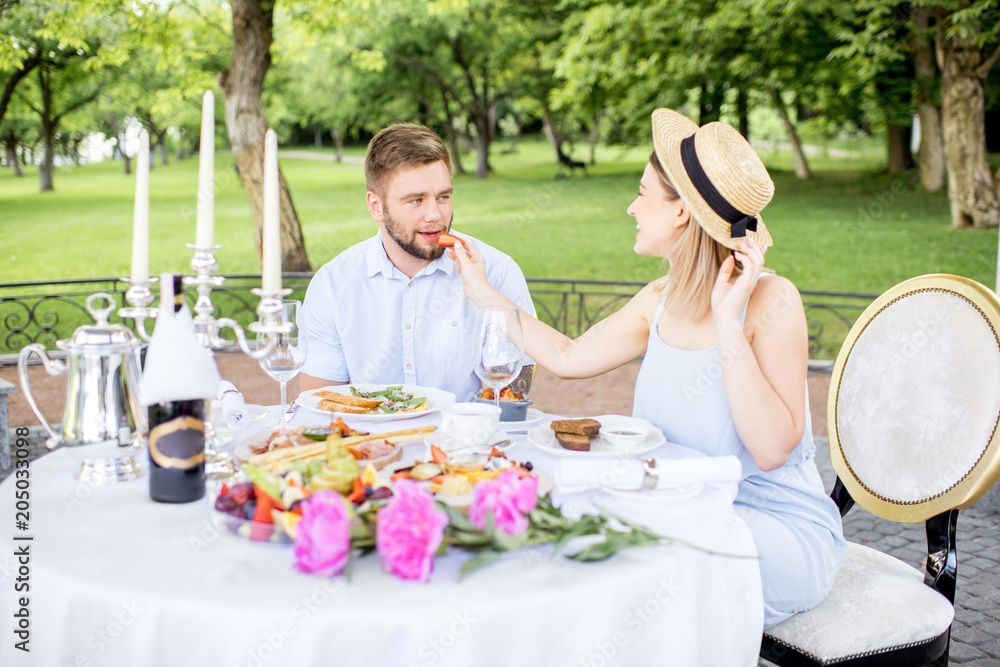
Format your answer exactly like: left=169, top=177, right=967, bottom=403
left=764, top=542, right=954, bottom=664
left=836, top=290, right=1000, bottom=504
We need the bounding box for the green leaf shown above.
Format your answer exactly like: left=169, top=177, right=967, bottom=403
left=460, top=549, right=502, bottom=578
left=491, top=527, right=528, bottom=552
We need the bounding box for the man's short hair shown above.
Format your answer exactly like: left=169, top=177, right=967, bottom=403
left=365, top=124, right=452, bottom=198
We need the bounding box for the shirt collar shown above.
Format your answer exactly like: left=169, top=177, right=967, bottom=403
left=365, top=231, right=457, bottom=279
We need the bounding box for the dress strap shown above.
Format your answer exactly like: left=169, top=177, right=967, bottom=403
left=652, top=293, right=669, bottom=329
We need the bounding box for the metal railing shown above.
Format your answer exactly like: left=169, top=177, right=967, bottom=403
left=0, top=276, right=877, bottom=364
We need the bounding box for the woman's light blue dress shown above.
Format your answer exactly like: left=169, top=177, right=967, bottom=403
left=632, top=293, right=846, bottom=628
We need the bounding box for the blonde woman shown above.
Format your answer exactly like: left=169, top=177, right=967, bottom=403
left=449, top=108, right=846, bottom=627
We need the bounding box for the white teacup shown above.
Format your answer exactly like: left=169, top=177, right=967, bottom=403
left=439, top=402, right=501, bottom=447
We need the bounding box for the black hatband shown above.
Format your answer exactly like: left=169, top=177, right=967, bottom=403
left=680, top=135, right=758, bottom=238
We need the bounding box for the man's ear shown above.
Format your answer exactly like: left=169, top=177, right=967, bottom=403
left=366, top=191, right=383, bottom=221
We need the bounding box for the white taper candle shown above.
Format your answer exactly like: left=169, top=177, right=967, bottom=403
left=261, top=128, right=282, bottom=293
left=130, top=130, right=150, bottom=283
left=195, top=90, right=215, bottom=247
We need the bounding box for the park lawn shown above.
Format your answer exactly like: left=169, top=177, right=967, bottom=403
left=0, top=137, right=996, bottom=295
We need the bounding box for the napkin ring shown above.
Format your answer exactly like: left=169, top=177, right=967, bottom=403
left=641, top=458, right=658, bottom=491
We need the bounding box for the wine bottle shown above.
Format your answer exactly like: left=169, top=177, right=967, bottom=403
left=147, top=274, right=207, bottom=503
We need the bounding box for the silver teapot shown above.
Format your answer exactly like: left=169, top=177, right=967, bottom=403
left=18, top=293, right=145, bottom=480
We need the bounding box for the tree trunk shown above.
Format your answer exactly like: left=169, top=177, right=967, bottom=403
left=737, top=87, right=749, bottom=140
left=699, top=81, right=725, bottom=124
left=330, top=127, right=343, bottom=163
left=157, top=132, right=168, bottom=165
left=911, top=7, right=945, bottom=192
left=541, top=104, right=560, bottom=163
left=473, top=115, right=489, bottom=179
left=588, top=108, right=602, bottom=165
left=439, top=86, right=465, bottom=175
left=936, top=20, right=999, bottom=228
left=37, top=68, right=54, bottom=192
left=121, top=133, right=131, bottom=175
left=5, top=140, right=22, bottom=177
left=886, top=123, right=913, bottom=174
left=220, top=0, right=310, bottom=271
left=770, top=87, right=810, bottom=179
left=314, top=126, right=322, bottom=148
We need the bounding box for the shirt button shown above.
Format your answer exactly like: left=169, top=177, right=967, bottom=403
left=408, top=282, right=413, bottom=288
left=451, top=321, right=457, bottom=326
left=405, top=323, right=411, bottom=329
left=406, top=363, right=412, bottom=369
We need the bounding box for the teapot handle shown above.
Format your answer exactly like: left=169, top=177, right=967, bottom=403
left=17, top=343, right=66, bottom=448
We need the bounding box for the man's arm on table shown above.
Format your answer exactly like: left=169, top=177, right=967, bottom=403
left=299, top=374, right=348, bottom=392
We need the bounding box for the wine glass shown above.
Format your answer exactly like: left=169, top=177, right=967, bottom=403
left=256, top=300, right=307, bottom=427
left=474, top=306, right=525, bottom=410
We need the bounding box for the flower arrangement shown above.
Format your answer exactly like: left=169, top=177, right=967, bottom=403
left=292, top=469, right=673, bottom=582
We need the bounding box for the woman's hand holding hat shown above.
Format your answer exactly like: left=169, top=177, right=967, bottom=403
left=710, top=237, right=767, bottom=328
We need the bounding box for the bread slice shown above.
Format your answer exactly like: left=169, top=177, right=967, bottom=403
left=315, top=391, right=384, bottom=409
left=317, top=399, right=369, bottom=414
left=555, top=432, right=591, bottom=451
left=550, top=419, right=601, bottom=437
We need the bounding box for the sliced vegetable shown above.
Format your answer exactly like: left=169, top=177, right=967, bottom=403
left=243, top=464, right=285, bottom=510
left=345, top=476, right=365, bottom=504
left=430, top=444, right=448, bottom=466
left=437, top=232, right=459, bottom=247
left=253, top=492, right=275, bottom=524
left=302, top=427, right=336, bottom=441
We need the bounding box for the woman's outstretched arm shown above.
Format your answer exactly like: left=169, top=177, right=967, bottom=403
left=450, top=240, right=653, bottom=379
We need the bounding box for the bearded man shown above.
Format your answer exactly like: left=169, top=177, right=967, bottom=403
left=299, top=124, right=535, bottom=400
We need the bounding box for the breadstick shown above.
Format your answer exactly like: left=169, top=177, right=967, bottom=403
left=247, top=426, right=437, bottom=465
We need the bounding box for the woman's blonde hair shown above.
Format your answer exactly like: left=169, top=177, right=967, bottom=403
left=649, top=151, right=738, bottom=321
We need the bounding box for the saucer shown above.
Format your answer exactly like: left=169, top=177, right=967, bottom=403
left=498, top=408, right=545, bottom=433
left=425, top=431, right=513, bottom=455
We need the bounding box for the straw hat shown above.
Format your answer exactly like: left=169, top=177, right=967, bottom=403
left=651, top=108, right=773, bottom=251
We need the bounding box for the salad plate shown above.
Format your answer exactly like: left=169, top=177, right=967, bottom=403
left=296, top=384, right=455, bottom=421
left=527, top=415, right=664, bottom=459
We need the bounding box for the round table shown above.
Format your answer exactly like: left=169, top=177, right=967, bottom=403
left=0, top=407, right=763, bottom=667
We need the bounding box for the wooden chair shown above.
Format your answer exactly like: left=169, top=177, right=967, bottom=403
left=760, top=274, right=1000, bottom=667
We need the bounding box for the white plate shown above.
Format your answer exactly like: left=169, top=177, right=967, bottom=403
left=296, top=384, right=455, bottom=421
left=498, top=407, right=545, bottom=433
left=527, top=415, right=665, bottom=458
left=424, top=431, right=514, bottom=456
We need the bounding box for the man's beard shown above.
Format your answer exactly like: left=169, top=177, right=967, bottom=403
left=383, top=205, right=451, bottom=261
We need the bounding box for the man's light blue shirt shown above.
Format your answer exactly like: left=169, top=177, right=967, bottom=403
left=300, top=231, right=535, bottom=401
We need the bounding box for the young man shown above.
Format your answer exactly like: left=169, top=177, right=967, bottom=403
left=298, top=123, right=534, bottom=400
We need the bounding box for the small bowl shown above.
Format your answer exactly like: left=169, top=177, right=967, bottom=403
left=474, top=395, right=533, bottom=422
left=599, top=424, right=652, bottom=448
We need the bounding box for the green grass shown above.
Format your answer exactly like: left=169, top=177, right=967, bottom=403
left=1, top=137, right=997, bottom=296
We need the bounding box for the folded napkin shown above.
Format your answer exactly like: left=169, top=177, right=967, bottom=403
left=138, top=274, right=221, bottom=406
left=554, top=455, right=742, bottom=494
left=217, top=381, right=249, bottom=431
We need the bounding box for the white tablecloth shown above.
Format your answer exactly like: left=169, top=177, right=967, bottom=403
left=0, top=407, right=763, bottom=667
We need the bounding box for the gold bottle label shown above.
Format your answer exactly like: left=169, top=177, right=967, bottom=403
left=148, top=416, right=205, bottom=469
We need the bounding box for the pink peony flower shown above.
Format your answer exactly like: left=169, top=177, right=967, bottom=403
left=469, top=470, right=538, bottom=536
left=293, top=490, right=351, bottom=576
left=376, top=480, right=448, bottom=582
